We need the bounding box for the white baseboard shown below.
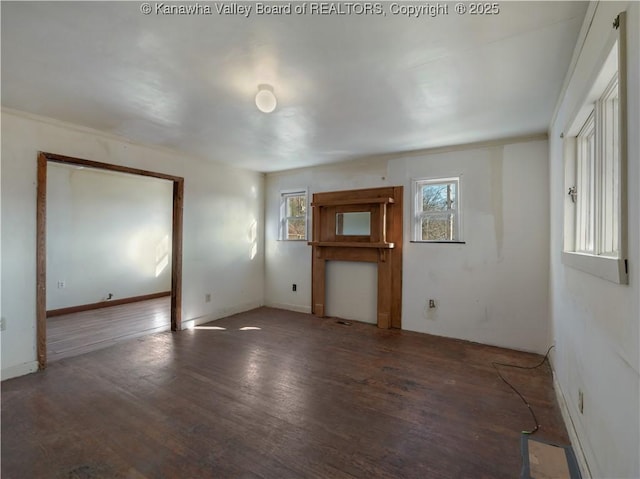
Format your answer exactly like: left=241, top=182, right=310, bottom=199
left=181, top=300, right=265, bottom=329
left=1, top=361, right=38, bottom=381
left=264, top=302, right=312, bottom=314
left=219, top=300, right=264, bottom=318
left=553, top=371, right=592, bottom=478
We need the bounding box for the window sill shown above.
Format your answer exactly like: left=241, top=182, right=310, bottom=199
left=561, top=251, right=628, bottom=284
left=277, top=239, right=308, bottom=242
left=410, top=241, right=466, bottom=244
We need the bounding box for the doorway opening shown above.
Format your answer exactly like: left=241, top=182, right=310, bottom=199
left=36, top=152, right=184, bottom=369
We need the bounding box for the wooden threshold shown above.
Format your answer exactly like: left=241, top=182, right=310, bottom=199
left=46, top=291, right=171, bottom=318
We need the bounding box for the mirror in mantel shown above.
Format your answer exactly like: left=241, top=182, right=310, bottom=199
left=336, top=211, right=371, bottom=236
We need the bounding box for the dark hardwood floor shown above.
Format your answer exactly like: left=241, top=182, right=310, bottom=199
left=47, top=297, right=171, bottom=362
left=2, top=307, right=568, bottom=479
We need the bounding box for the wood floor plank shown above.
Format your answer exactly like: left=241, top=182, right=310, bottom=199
left=3, top=307, right=568, bottom=479
left=46, top=297, right=171, bottom=361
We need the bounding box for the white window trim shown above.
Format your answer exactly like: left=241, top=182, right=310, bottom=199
left=279, top=189, right=308, bottom=241
left=561, top=251, right=627, bottom=284
left=411, top=176, right=464, bottom=243
left=561, top=12, right=628, bottom=284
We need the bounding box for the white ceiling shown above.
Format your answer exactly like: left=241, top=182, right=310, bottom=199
left=1, top=1, right=587, bottom=172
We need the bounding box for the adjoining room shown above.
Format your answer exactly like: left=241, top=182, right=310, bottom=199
left=45, top=161, right=175, bottom=362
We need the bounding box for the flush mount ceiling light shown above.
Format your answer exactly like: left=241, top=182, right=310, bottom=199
left=255, top=84, right=277, bottom=113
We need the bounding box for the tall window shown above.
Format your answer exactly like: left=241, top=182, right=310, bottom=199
left=279, top=191, right=307, bottom=240
left=574, top=76, right=619, bottom=256
left=562, top=13, right=627, bottom=284
left=412, top=177, right=461, bottom=242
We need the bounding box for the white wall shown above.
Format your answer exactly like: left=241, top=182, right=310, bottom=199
left=46, top=164, right=173, bottom=310
left=265, top=137, right=550, bottom=354
left=549, top=2, right=640, bottom=478
left=1, top=110, right=265, bottom=379
left=390, top=140, right=550, bottom=353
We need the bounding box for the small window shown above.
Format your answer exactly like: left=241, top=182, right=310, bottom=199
left=412, top=177, right=461, bottom=242
left=279, top=190, right=307, bottom=240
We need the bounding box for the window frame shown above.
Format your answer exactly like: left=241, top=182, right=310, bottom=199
left=575, top=109, right=596, bottom=254
left=561, top=13, right=628, bottom=284
left=279, top=189, right=308, bottom=241
left=411, top=176, right=464, bottom=243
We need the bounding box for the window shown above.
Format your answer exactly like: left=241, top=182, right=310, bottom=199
left=562, top=14, right=628, bottom=284
left=574, top=77, right=619, bottom=256
left=412, top=177, right=461, bottom=242
left=279, top=190, right=307, bottom=240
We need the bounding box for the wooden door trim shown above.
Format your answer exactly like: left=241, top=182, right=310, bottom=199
left=36, top=152, right=184, bottom=370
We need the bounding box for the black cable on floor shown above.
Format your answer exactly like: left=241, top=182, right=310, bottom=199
left=492, top=345, right=555, bottom=435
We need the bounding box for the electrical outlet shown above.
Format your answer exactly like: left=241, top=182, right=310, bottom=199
left=0, top=317, right=6, bottom=331
left=292, top=284, right=297, bottom=292
left=205, top=293, right=211, bottom=303
left=429, top=299, right=436, bottom=308
left=57, top=280, right=66, bottom=289
left=578, top=389, right=584, bottom=414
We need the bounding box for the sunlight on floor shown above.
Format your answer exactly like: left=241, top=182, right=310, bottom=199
left=191, top=325, right=262, bottom=331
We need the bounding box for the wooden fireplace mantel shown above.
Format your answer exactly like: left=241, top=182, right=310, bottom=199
left=308, top=241, right=394, bottom=248
left=309, top=186, right=403, bottom=329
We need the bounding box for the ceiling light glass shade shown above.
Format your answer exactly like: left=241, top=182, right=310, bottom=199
left=255, top=84, right=277, bottom=113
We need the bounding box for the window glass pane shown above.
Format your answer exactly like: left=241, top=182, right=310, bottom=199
left=286, top=196, right=306, bottom=217
left=576, top=115, right=595, bottom=253
left=422, top=183, right=456, bottom=212
left=287, top=218, right=306, bottom=240
left=421, top=213, right=455, bottom=241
